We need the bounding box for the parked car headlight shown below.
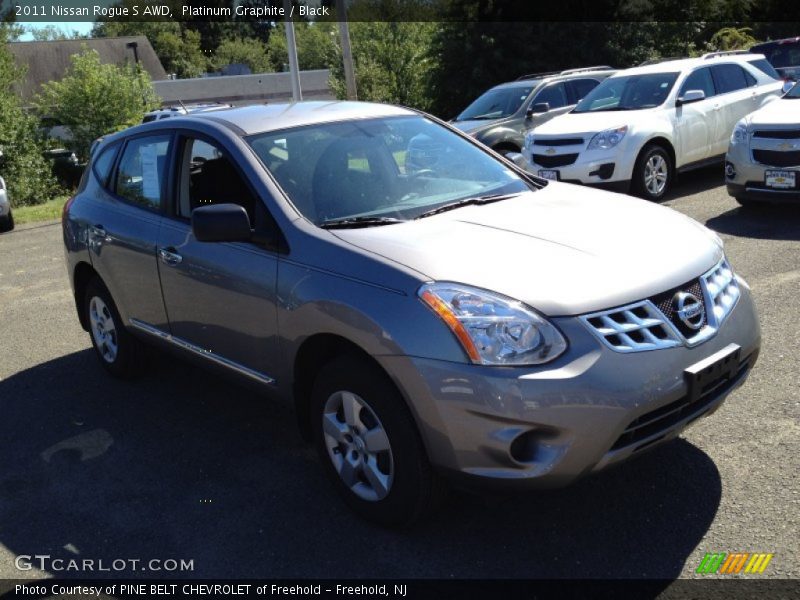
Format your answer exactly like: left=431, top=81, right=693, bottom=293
left=731, top=120, right=748, bottom=145
left=523, top=131, right=535, bottom=149
left=419, top=282, right=567, bottom=366
left=587, top=126, right=628, bottom=151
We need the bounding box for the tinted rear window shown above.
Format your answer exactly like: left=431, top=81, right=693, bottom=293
left=748, top=58, right=781, bottom=79
left=711, top=64, right=749, bottom=93
left=91, top=142, right=120, bottom=188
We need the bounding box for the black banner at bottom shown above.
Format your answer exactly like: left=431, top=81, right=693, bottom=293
left=1, top=579, right=798, bottom=600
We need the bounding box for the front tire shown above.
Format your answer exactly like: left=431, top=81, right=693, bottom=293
left=0, top=210, right=13, bottom=232
left=310, top=355, right=447, bottom=527
left=633, top=145, right=672, bottom=201
left=84, top=278, right=145, bottom=378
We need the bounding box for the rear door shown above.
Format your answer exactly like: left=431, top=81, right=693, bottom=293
left=155, top=131, right=281, bottom=384
left=710, top=63, right=756, bottom=154
left=87, top=133, right=172, bottom=330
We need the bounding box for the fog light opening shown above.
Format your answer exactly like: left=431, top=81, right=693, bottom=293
left=725, top=162, right=736, bottom=180
left=510, top=430, right=549, bottom=463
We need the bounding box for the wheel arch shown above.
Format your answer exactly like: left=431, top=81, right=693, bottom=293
left=73, top=261, right=100, bottom=331
left=641, top=136, right=676, bottom=172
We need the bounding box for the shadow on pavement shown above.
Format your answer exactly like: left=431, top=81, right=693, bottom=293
left=0, top=349, right=721, bottom=581
left=666, top=165, right=724, bottom=201
left=707, top=204, right=800, bottom=241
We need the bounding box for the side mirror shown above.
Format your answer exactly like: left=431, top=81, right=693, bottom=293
left=782, top=80, right=796, bottom=95
left=676, top=89, right=705, bottom=106
left=191, top=203, right=252, bottom=243
left=527, top=102, right=550, bottom=117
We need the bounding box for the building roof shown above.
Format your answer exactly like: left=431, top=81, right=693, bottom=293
left=8, top=36, right=167, bottom=102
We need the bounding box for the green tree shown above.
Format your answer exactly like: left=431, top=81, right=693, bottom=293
left=704, top=26, right=759, bottom=52
left=328, top=21, right=437, bottom=110
left=267, top=22, right=338, bottom=72
left=0, top=29, right=57, bottom=205
left=35, top=48, right=160, bottom=161
left=211, top=37, right=272, bottom=73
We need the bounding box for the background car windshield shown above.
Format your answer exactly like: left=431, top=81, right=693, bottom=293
left=248, top=116, right=531, bottom=224
left=573, top=73, right=679, bottom=112
left=757, top=44, right=800, bottom=69
left=455, top=86, right=534, bottom=120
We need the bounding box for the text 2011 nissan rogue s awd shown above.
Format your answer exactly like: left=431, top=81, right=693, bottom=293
left=63, top=101, right=760, bottom=526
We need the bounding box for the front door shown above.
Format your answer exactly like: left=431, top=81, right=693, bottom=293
left=156, top=134, right=281, bottom=384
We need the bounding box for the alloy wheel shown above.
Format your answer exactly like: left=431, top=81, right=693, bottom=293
left=322, top=390, right=394, bottom=502
left=643, top=154, right=668, bottom=196
left=89, top=296, right=118, bottom=363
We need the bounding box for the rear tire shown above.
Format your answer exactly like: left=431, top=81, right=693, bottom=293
left=310, top=355, right=447, bottom=528
left=84, top=277, right=145, bottom=378
left=0, top=210, right=13, bottom=232
left=632, top=145, right=672, bottom=201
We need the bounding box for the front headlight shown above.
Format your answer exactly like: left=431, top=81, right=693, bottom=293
left=419, top=282, right=568, bottom=366
left=587, top=126, right=628, bottom=151
left=731, top=120, right=748, bottom=144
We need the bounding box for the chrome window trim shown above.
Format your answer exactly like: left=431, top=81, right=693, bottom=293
left=129, top=318, right=276, bottom=385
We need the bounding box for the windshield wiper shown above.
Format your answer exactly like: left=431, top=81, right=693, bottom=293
left=415, top=193, right=519, bottom=220
left=319, top=216, right=404, bottom=229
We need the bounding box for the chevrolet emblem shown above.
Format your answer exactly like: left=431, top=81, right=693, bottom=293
left=545, top=148, right=557, bottom=155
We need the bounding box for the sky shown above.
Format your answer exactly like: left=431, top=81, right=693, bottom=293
left=18, top=22, right=95, bottom=41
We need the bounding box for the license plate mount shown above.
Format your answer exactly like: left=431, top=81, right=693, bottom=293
left=765, top=169, right=796, bottom=189
left=684, top=343, right=741, bottom=404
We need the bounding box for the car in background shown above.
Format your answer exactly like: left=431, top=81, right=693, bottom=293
left=0, top=176, right=13, bottom=232
left=64, top=101, right=760, bottom=526
left=726, top=80, right=800, bottom=205
left=450, top=66, right=616, bottom=154
left=142, top=103, right=232, bottom=123
left=522, top=52, right=783, bottom=200
left=751, top=37, right=800, bottom=81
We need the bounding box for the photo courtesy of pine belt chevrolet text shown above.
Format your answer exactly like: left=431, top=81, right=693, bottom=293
left=63, top=101, right=760, bottom=527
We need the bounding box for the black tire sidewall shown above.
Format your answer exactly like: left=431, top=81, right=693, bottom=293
left=634, top=145, right=672, bottom=201
left=310, top=355, right=433, bottom=527
left=0, top=211, right=12, bottom=232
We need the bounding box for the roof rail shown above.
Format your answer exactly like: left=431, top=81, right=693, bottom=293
left=560, top=65, right=614, bottom=75
left=637, top=56, right=685, bottom=66
left=702, top=50, right=751, bottom=59
left=516, top=71, right=561, bottom=81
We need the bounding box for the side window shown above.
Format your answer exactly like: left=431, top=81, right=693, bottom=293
left=177, top=137, right=257, bottom=222
left=679, top=68, right=715, bottom=98
left=748, top=58, right=780, bottom=80
left=114, top=135, right=171, bottom=210
left=91, top=141, right=120, bottom=188
left=566, top=78, right=600, bottom=104
left=711, top=64, right=748, bottom=94
left=532, top=83, right=568, bottom=110
left=743, top=68, right=757, bottom=87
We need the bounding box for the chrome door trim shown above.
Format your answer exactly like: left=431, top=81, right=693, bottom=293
left=129, top=318, right=276, bottom=386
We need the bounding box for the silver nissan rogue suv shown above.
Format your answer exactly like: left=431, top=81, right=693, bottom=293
left=63, top=101, right=760, bottom=526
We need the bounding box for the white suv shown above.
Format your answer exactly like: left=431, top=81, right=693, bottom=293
left=521, top=52, right=783, bottom=200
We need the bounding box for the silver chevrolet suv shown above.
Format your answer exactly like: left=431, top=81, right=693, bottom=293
left=63, top=101, right=760, bottom=527
left=450, top=67, right=616, bottom=153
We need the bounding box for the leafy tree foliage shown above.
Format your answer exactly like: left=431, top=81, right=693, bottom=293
left=35, top=49, right=160, bottom=161
left=267, top=22, right=338, bottom=72
left=210, top=37, right=272, bottom=73
left=0, top=28, right=57, bottom=206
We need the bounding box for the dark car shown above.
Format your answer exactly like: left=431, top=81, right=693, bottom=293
left=751, top=37, right=800, bottom=80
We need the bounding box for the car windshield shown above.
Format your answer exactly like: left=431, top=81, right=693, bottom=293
left=247, top=116, right=532, bottom=226
left=755, top=44, right=800, bottom=69
left=454, top=85, right=534, bottom=121
left=783, top=81, right=800, bottom=98
left=572, top=72, right=679, bottom=112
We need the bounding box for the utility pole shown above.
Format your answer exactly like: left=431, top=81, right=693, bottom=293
left=283, top=0, right=302, bottom=101
left=336, top=0, right=357, bottom=100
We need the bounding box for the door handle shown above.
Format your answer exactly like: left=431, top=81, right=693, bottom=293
left=713, top=104, right=721, bottom=111
left=158, top=247, right=183, bottom=266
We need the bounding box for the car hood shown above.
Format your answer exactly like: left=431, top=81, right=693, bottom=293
left=332, top=184, right=722, bottom=316
left=748, top=97, right=800, bottom=126
left=450, top=119, right=499, bottom=135
left=533, top=109, right=654, bottom=138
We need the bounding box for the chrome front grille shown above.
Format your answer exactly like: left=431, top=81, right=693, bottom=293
left=581, top=301, right=682, bottom=353
left=582, top=257, right=740, bottom=353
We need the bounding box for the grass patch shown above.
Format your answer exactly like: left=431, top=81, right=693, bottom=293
left=13, top=196, right=69, bottom=225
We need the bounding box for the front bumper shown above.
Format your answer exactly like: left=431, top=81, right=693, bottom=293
left=726, top=138, right=800, bottom=203
left=381, top=282, right=760, bottom=489
left=521, top=143, right=635, bottom=187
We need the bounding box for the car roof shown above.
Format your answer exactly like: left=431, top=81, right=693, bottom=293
left=181, top=101, right=417, bottom=136
left=614, top=53, right=768, bottom=77
left=493, top=67, right=616, bottom=90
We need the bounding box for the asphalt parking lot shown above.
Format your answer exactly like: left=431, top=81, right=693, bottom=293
left=0, top=167, right=797, bottom=582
